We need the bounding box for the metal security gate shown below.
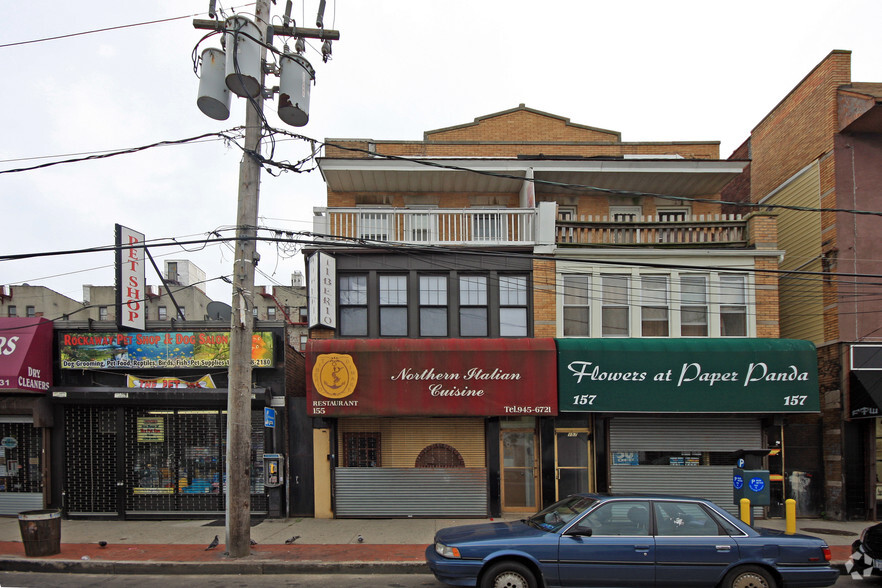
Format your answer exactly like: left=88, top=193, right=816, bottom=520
left=609, top=416, right=762, bottom=516
left=0, top=418, right=44, bottom=514
left=335, top=417, right=487, bottom=517
left=65, top=407, right=118, bottom=515
left=65, top=406, right=267, bottom=517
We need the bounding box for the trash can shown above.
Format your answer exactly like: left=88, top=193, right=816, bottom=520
left=18, top=509, right=61, bottom=556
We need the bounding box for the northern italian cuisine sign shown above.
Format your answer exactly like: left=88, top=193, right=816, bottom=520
left=306, top=338, right=557, bottom=417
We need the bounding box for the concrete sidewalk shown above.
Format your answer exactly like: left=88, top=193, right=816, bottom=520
left=0, top=514, right=867, bottom=575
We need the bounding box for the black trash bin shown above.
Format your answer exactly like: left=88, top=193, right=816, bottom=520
left=18, top=509, right=61, bottom=556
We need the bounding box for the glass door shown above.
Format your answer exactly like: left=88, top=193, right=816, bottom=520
left=555, top=429, right=593, bottom=500
left=500, top=429, right=538, bottom=512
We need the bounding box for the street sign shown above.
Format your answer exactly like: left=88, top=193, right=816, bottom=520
left=264, top=407, right=275, bottom=428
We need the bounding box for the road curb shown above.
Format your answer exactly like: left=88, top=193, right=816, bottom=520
left=0, top=557, right=431, bottom=575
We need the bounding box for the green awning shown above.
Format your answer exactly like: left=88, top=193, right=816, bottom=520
left=557, top=338, right=818, bottom=413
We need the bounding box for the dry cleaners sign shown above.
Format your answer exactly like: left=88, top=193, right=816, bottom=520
left=557, top=338, right=819, bottom=413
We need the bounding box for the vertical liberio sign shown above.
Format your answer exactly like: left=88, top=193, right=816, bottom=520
left=308, top=252, right=336, bottom=329
left=115, top=224, right=146, bottom=331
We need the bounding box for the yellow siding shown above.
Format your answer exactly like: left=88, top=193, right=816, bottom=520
left=769, top=163, right=824, bottom=343
left=338, top=417, right=486, bottom=468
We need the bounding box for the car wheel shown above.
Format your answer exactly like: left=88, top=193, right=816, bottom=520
left=722, top=565, right=777, bottom=588
left=480, top=560, right=538, bottom=588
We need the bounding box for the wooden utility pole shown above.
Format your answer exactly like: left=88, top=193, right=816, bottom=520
left=193, top=0, right=340, bottom=559
left=225, top=0, right=269, bottom=558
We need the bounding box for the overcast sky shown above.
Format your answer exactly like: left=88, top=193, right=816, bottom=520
left=3, top=0, right=881, bottom=308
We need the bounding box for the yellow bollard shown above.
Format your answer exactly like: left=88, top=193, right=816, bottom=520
left=785, top=499, right=796, bottom=535
left=740, top=498, right=751, bottom=525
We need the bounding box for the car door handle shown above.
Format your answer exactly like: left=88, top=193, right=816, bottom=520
left=634, top=545, right=651, bottom=552
left=715, top=545, right=732, bottom=552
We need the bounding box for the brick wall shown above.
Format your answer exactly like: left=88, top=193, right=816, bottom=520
left=532, top=258, right=557, bottom=337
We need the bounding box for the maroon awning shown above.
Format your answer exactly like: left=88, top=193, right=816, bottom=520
left=306, top=338, right=557, bottom=417
left=0, top=318, right=53, bottom=394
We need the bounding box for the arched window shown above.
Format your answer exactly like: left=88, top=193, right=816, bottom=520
left=415, top=443, right=465, bottom=468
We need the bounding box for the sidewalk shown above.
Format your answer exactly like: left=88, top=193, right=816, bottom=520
left=0, top=514, right=865, bottom=575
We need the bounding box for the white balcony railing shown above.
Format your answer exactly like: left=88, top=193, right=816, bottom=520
left=313, top=207, right=543, bottom=246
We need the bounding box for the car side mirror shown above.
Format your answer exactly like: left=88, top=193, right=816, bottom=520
left=567, top=525, right=593, bottom=537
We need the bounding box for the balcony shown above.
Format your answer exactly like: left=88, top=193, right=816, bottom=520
left=313, top=207, right=544, bottom=246
left=313, top=208, right=755, bottom=249
left=556, top=214, right=748, bottom=247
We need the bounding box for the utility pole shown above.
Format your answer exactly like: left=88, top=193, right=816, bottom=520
left=194, top=0, right=339, bottom=559
left=225, top=0, right=269, bottom=558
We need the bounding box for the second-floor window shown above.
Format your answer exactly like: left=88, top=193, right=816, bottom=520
left=720, top=274, right=747, bottom=336
left=419, top=275, right=448, bottom=337
left=563, top=275, right=590, bottom=336
left=158, top=306, right=168, bottom=320
left=499, top=275, right=527, bottom=337
left=459, top=276, right=488, bottom=336
left=267, top=306, right=276, bottom=320
left=379, top=275, right=407, bottom=336
left=601, top=275, right=629, bottom=337
left=680, top=275, right=708, bottom=336
left=26, top=306, right=35, bottom=318
left=339, top=275, right=368, bottom=336
left=7, top=306, right=16, bottom=317
left=99, top=306, right=108, bottom=321
left=640, top=275, right=669, bottom=337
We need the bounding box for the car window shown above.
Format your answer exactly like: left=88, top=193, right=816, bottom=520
left=654, top=501, right=723, bottom=536
left=529, top=495, right=598, bottom=533
left=576, top=501, right=650, bottom=537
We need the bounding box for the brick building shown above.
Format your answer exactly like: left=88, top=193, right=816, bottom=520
left=727, top=50, right=882, bottom=519
left=302, top=105, right=816, bottom=518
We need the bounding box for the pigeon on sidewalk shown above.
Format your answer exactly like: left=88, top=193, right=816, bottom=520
left=285, top=535, right=300, bottom=544
left=250, top=539, right=258, bottom=545
left=205, top=535, right=219, bottom=550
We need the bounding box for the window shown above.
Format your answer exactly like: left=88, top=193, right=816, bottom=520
left=657, top=207, right=689, bottom=222
left=580, top=501, right=650, bottom=537
left=641, top=276, right=669, bottom=337
left=379, top=275, right=407, bottom=336
left=419, top=275, right=448, bottom=336
left=178, top=306, right=186, bottom=320
left=267, top=306, right=276, bottom=320
left=720, top=275, right=747, bottom=336
left=158, top=306, right=168, bottom=320
left=406, top=208, right=438, bottom=242
left=473, top=211, right=504, bottom=242
left=358, top=211, right=389, bottom=241
left=654, top=501, right=723, bottom=536
left=25, top=306, right=35, bottom=318
left=343, top=432, right=380, bottom=467
left=563, top=275, right=590, bottom=336
left=499, top=275, right=528, bottom=337
left=557, top=206, right=577, bottom=221
left=167, top=261, right=179, bottom=282
left=680, top=275, right=708, bottom=336
left=99, top=306, right=108, bottom=321
left=459, top=276, right=488, bottom=336
left=299, top=307, right=308, bottom=323
left=610, top=206, right=641, bottom=222
left=601, top=275, right=629, bottom=337
left=7, top=306, right=16, bottom=317
left=299, top=334, right=307, bottom=351
left=339, top=275, right=368, bottom=336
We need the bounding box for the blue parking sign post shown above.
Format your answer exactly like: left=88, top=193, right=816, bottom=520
left=264, top=407, right=275, bottom=428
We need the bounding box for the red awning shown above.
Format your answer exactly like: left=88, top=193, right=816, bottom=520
left=0, top=318, right=53, bottom=394
left=306, top=338, right=557, bottom=417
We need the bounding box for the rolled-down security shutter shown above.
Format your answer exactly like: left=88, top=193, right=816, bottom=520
left=609, top=416, right=762, bottom=516
left=335, top=417, right=487, bottom=517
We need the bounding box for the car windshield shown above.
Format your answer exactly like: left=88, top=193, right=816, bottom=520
left=526, top=495, right=598, bottom=533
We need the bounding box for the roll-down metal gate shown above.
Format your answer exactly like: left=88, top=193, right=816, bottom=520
left=609, top=416, right=762, bottom=516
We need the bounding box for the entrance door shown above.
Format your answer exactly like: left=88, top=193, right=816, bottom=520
left=555, top=429, right=593, bottom=500
left=500, top=429, right=538, bottom=512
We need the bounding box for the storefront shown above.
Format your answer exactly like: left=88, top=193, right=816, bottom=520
left=0, top=318, right=54, bottom=515
left=306, top=338, right=557, bottom=518
left=556, top=338, right=819, bottom=515
left=846, top=344, right=882, bottom=519
left=52, top=328, right=283, bottom=519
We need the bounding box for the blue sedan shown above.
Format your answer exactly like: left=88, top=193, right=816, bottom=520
left=426, top=493, right=838, bottom=588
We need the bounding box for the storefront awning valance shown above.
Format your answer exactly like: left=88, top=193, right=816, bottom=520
left=306, top=338, right=558, bottom=417
left=0, top=318, right=53, bottom=394
left=557, top=338, right=818, bottom=413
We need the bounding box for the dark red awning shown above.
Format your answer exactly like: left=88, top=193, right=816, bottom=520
left=306, top=338, right=557, bottom=417
left=0, top=318, right=53, bottom=394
